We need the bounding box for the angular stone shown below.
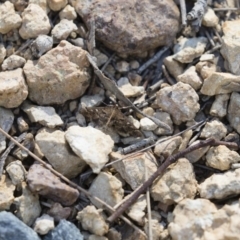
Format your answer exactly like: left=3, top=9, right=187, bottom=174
left=76, top=0, right=180, bottom=54
left=47, top=0, right=67, bottom=11
left=43, top=219, right=83, bottom=240
left=198, top=168, right=240, bottom=199
left=93, top=49, right=108, bottom=67
left=151, top=158, right=197, bottom=204
left=23, top=40, right=91, bottom=105
left=0, top=211, right=41, bottom=240
left=59, top=5, right=77, bottom=20
left=30, top=35, right=53, bottom=58
left=14, top=182, right=41, bottom=226
left=0, top=174, right=15, bottom=210
left=140, top=117, right=157, bottom=131
left=0, top=1, right=22, bottom=34
left=196, top=61, right=218, bottom=79
left=0, top=68, right=28, bottom=108
left=200, top=72, right=240, bottom=96
left=1, top=55, right=26, bottom=71
left=77, top=206, right=109, bottom=236
left=34, top=214, right=55, bottom=235
left=153, top=111, right=173, bottom=135
left=173, top=37, right=208, bottom=63
left=0, top=44, right=6, bottom=64
left=65, top=126, right=114, bottom=173
left=210, top=94, right=230, bottom=118
left=202, top=7, right=219, bottom=27
left=228, top=92, right=240, bottom=134
left=47, top=202, right=71, bottom=222
left=35, top=129, right=87, bottom=178
left=206, top=146, right=240, bottom=171
left=89, top=172, right=124, bottom=208
left=155, top=82, right=200, bottom=125
left=27, top=163, right=79, bottom=206
left=19, top=4, right=51, bottom=39
left=22, top=102, right=63, bottom=128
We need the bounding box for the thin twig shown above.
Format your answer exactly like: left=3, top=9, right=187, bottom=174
left=101, top=53, right=116, bottom=72
left=137, top=47, right=169, bottom=74
left=0, top=132, right=27, bottom=178
left=213, top=7, right=239, bottom=11
left=204, top=29, right=215, bottom=47
left=0, top=127, right=146, bottom=238
left=86, top=19, right=95, bottom=55
left=162, top=65, right=175, bottom=85
left=179, top=0, right=187, bottom=26
left=107, top=138, right=238, bottom=222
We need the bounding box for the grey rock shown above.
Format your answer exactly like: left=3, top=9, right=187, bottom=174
left=31, top=35, right=53, bottom=58
left=0, top=211, right=41, bottom=240
left=228, top=92, right=240, bottom=134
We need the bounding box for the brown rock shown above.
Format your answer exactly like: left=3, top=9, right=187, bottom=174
left=75, top=0, right=180, bottom=54
left=23, top=40, right=91, bottom=105
left=27, top=163, right=79, bottom=206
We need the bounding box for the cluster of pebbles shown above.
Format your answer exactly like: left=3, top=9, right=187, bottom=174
left=1, top=0, right=240, bottom=239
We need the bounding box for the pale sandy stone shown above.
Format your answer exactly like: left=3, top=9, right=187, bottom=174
left=0, top=44, right=6, bottom=64
left=163, top=55, right=185, bottom=79
left=140, top=117, right=158, bottom=131
left=1, top=55, right=26, bottom=70
left=59, top=5, right=77, bottom=20
left=93, top=49, right=108, bottom=67
left=202, top=7, right=219, bottom=27
left=153, top=111, right=173, bottom=135
left=34, top=214, right=54, bottom=235
left=115, top=61, right=130, bottom=73
left=195, top=61, right=218, bottom=79
left=210, top=94, right=230, bottom=118
left=6, top=161, right=27, bottom=186
left=47, top=0, right=67, bottom=11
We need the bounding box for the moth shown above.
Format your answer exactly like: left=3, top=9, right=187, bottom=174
left=80, top=106, right=143, bottom=137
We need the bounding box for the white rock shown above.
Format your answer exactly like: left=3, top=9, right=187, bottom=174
left=126, top=195, right=146, bottom=226
left=202, top=7, right=219, bottom=27
left=23, top=40, right=91, bottom=105
left=34, top=214, right=55, bottom=235
left=19, top=4, right=51, bottom=39
left=199, top=54, right=215, bottom=62
left=29, top=0, right=48, bottom=12
left=1, top=55, right=26, bottom=70
left=177, top=66, right=202, bottom=90
left=144, top=219, right=164, bottom=240
left=153, top=111, right=173, bottom=135
left=228, top=92, right=240, bottom=134
left=112, top=151, right=157, bottom=190
left=0, top=68, right=28, bottom=108
left=168, top=198, right=218, bottom=240
left=0, top=174, right=15, bottom=210
left=155, top=82, right=200, bottom=125
left=127, top=115, right=140, bottom=129
left=198, top=168, right=240, bottom=199
left=89, top=172, right=124, bottom=208
left=51, top=19, right=78, bottom=40
left=200, top=120, right=227, bottom=140
left=35, top=129, right=87, bottom=178
left=0, top=1, right=22, bottom=34
left=196, top=61, right=218, bottom=79
left=17, top=116, right=29, bottom=132
left=0, top=44, right=6, bottom=64
left=154, top=136, right=182, bottom=158
left=210, top=94, right=230, bottom=118
left=93, top=49, right=108, bottom=67
left=30, top=35, right=53, bottom=58
left=80, top=94, right=105, bottom=108
left=59, top=5, right=77, bottom=20
left=115, top=61, right=130, bottom=73
left=0, top=107, right=14, bottom=154
left=6, top=160, right=27, bottom=186
left=163, top=55, right=185, bottom=79
left=200, top=72, right=240, bottom=96
left=173, top=37, right=208, bottom=63
left=14, top=181, right=41, bottom=226
left=151, top=158, right=197, bottom=204
left=77, top=206, right=109, bottom=236
left=140, top=117, right=157, bottom=131
left=65, top=126, right=114, bottom=173
left=22, top=102, right=63, bottom=128
left=118, top=77, right=144, bottom=98
left=206, top=145, right=240, bottom=171
left=47, top=0, right=67, bottom=11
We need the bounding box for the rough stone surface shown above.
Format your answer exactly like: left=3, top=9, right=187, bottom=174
left=200, top=120, right=227, bottom=140
left=155, top=82, right=200, bottom=125
left=65, top=126, right=114, bottom=173
left=47, top=0, right=68, bottom=11
left=0, top=211, right=41, bottom=240
left=27, top=163, right=79, bottom=206
left=153, top=111, right=173, bottom=135
left=140, top=117, right=157, bottom=131
left=80, top=94, right=105, bottom=108
left=198, top=168, right=240, bottom=199
left=35, top=129, right=87, bottom=178
left=34, top=214, right=55, bottom=235
left=23, top=40, right=91, bottom=105
left=1, top=55, right=26, bottom=71
left=77, top=206, right=109, bottom=236
left=0, top=174, right=15, bottom=210
left=47, top=203, right=71, bottom=222
left=228, top=92, right=240, bottom=134
left=118, top=77, right=144, bottom=98
left=196, top=61, right=218, bottom=79
left=88, top=172, right=124, bottom=208
left=14, top=181, right=41, bottom=226
left=0, top=107, right=14, bottom=154
left=59, top=5, right=77, bottom=20
left=116, top=61, right=130, bottom=73
left=206, top=145, right=240, bottom=171
left=200, top=72, right=240, bottom=96
left=163, top=55, right=185, bottom=79
left=0, top=44, right=6, bottom=64
left=30, top=35, right=53, bottom=58
left=22, top=102, right=63, bottom=128
left=76, top=0, right=180, bottom=54
left=202, top=7, right=219, bottom=27
left=210, top=93, right=230, bottom=118
left=177, top=66, right=202, bottom=90
left=173, top=37, right=208, bottom=63
left=51, top=19, right=78, bottom=40
left=19, top=4, right=51, bottom=39
left=112, top=151, right=157, bottom=190
left=151, top=158, right=197, bottom=204
left=17, top=116, right=29, bottom=132
left=0, top=1, right=22, bottom=34
left=0, top=68, right=28, bottom=108
left=43, top=219, right=83, bottom=240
